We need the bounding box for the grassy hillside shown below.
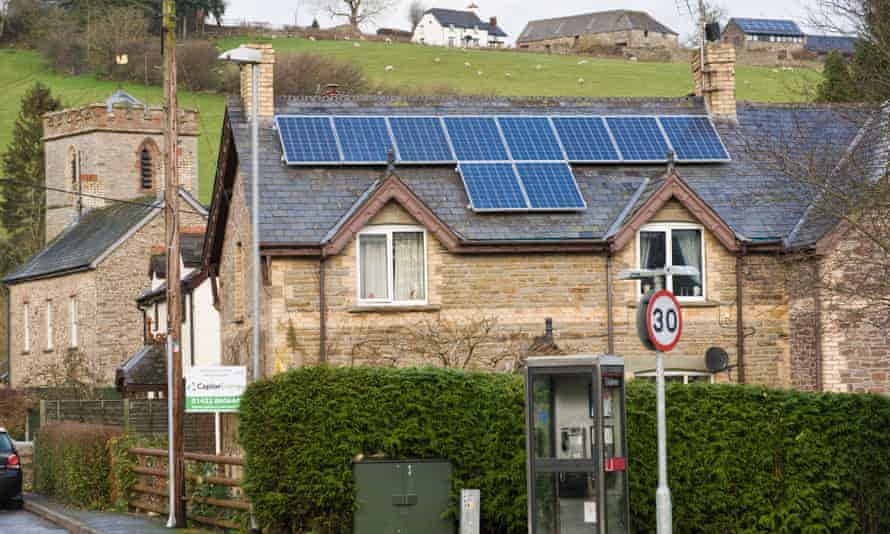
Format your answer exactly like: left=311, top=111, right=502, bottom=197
left=0, top=47, right=224, bottom=204
left=0, top=40, right=820, bottom=202
left=215, top=36, right=820, bottom=101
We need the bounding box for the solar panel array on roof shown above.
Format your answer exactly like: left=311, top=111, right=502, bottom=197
left=552, top=117, right=621, bottom=162
left=516, top=162, right=586, bottom=209
left=660, top=116, right=730, bottom=161
left=389, top=117, right=454, bottom=162
left=459, top=163, right=527, bottom=210
left=334, top=117, right=394, bottom=162
left=458, top=163, right=587, bottom=211
left=497, top=117, right=564, bottom=161
left=606, top=117, right=671, bottom=162
left=276, top=116, right=341, bottom=164
left=444, top=117, right=510, bottom=161
left=732, top=18, right=802, bottom=36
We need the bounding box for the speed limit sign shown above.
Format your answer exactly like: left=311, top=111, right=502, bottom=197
left=646, top=290, right=683, bottom=352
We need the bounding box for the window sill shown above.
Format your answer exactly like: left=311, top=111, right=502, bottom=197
left=349, top=304, right=441, bottom=314
left=625, top=300, right=720, bottom=309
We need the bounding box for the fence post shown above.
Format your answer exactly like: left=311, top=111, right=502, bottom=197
left=123, top=399, right=130, bottom=431
left=39, top=400, right=46, bottom=427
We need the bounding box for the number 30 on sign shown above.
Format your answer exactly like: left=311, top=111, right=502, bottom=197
left=646, top=290, right=683, bottom=352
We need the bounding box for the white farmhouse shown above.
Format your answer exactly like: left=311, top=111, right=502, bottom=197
left=412, top=8, right=508, bottom=48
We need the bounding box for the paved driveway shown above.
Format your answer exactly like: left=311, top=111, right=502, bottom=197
left=0, top=509, right=68, bottom=532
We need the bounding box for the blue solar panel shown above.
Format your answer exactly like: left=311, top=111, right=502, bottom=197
left=444, top=117, right=509, bottom=161
left=516, top=163, right=585, bottom=210
left=497, top=117, right=564, bottom=161
left=276, top=116, right=341, bottom=164
left=333, top=117, right=393, bottom=163
left=459, top=163, right=527, bottom=210
left=606, top=117, right=671, bottom=162
left=388, top=117, right=454, bottom=162
left=659, top=116, right=730, bottom=161
left=552, top=117, right=621, bottom=162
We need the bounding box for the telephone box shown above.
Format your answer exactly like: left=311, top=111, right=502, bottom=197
left=525, top=355, right=629, bottom=534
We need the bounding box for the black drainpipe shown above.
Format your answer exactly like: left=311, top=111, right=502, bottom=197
left=606, top=250, right=615, bottom=354
left=736, top=243, right=747, bottom=384
left=138, top=303, right=148, bottom=344
left=319, top=255, right=327, bottom=364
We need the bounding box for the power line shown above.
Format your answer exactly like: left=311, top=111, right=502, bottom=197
left=0, top=176, right=207, bottom=217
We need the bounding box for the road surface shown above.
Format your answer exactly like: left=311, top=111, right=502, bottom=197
left=0, top=509, right=68, bottom=532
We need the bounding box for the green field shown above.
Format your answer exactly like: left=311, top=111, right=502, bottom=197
left=0, top=40, right=821, bottom=202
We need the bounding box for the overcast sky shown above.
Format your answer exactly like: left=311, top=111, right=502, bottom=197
left=221, top=1, right=820, bottom=42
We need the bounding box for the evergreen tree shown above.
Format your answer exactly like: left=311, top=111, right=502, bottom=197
left=0, top=82, right=61, bottom=274
left=816, top=50, right=857, bottom=102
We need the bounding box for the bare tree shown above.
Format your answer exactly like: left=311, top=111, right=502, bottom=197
left=408, top=0, right=425, bottom=31
left=679, top=1, right=727, bottom=48
left=313, top=0, right=396, bottom=28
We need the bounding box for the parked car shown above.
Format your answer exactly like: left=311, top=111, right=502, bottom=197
left=0, top=428, right=22, bottom=509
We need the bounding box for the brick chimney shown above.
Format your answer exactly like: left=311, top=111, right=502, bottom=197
left=489, top=16, right=498, bottom=27
left=240, top=43, right=275, bottom=117
left=692, top=42, right=737, bottom=121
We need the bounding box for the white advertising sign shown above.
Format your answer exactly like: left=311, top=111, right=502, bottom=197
left=185, top=366, right=247, bottom=413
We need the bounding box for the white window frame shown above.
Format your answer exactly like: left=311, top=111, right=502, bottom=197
left=635, top=370, right=716, bottom=384
left=70, top=296, right=78, bottom=348
left=356, top=225, right=428, bottom=307
left=23, top=303, right=30, bottom=354
left=45, top=300, right=54, bottom=351
left=636, top=222, right=706, bottom=302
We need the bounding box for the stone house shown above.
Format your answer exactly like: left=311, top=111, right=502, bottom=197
left=517, top=10, right=678, bottom=51
left=203, top=43, right=888, bottom=396
left=3, top=91, right=207, bottom=389
left=722, top=18, right=805, bottom=54
left=412, top=8, right=507, bottom=48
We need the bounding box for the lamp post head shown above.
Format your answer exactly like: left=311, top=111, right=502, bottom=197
left=218, top=45, right=264, bottom=64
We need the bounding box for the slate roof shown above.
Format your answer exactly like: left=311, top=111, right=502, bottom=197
left=116, top=343, right=166, bottom=391
left=727, top=18, right=804, bottom=37
left=518, top=10, right=677, bottom=43
left=148, top=234, right=205, bottom=279
left=138, top=268, right=205, bottom=305
left=424, top=8, right=507, bottom=37
left=3, top=200, right=158, bottom=284
left=806, top=35, right=857, bottom=55
left=223, top=96, right=868, bottom=252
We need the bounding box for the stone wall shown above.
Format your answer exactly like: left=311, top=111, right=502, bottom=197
left=786, top=255, right=820, bottom=391
left=7, top=271, right=97, bottom=388
left=224, top=196, right=792, bottom=387
left=521, top=29, right=678, bottom=51
left=44, top=106, right=200, bottom=243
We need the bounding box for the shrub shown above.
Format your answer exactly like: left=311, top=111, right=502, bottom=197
left=34, top=422, right=122, bottom=509
left=240, top=367, right=890, bottom=534
left=274, top=52, right=370, bottom=96
left=177, top=40, right=222, bottom=91
left=0, top=388, right=34, bottom=440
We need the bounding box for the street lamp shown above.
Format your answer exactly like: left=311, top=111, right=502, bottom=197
left=218, top=45, right=262, bottom=385
left=218, top=45, right=262, bottom=534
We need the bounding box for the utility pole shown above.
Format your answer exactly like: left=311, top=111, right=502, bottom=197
left=163, top=0, right=186, bottom=527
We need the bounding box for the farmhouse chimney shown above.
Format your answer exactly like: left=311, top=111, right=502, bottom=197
left=489, top=16, right=498, bottom=27
left=240, top=43, right=276, bottom=117
left=692, top=42, right=737, bottom=121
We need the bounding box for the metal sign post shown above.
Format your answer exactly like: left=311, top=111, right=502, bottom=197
left=619, top=267, right=695, bottom=534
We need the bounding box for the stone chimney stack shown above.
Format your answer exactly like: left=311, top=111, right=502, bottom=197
left=692, top=42, right=737, bottom=121
left=240, top=43, right=275, bottom=117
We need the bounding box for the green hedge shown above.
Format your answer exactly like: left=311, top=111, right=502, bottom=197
left=239, top=367, right=890, bottom=534
left=34, top=422, right=122, bottom=509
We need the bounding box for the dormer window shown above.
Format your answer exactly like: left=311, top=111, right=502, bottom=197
left=140, top=147, right=154, bottom=190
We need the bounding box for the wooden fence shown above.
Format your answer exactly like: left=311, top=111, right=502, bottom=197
left=30, top=399, right=215, bottom=453
left=120, top=447, right=248, bottom=531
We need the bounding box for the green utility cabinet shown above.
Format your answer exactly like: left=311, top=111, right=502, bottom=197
left=353, top=459, right=454, bottom=534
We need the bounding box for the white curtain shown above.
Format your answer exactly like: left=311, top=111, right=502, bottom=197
left=640, top=232, right=660, bottom=293
left=674, top=230, right=703, bottom=286
left=360, top=235, right=388, bottom=300
left=393, top=232, right=425, bottom=301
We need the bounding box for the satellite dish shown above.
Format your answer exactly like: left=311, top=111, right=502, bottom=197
left=705, top=347, right=729, bottom=373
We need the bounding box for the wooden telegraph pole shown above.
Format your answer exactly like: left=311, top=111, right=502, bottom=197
left=162, top=0, right=186, bottom=527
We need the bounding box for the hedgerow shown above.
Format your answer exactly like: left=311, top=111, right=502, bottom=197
left=239, top=366, right=890, bottom=534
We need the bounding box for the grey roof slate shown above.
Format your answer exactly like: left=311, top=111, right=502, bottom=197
left=3, top=200, right=158, bottom=284
left=425, top=8, right=507, bottom=37
left=518, top=10, right=677, bottom=43
left=116, top=343, right=166, bottom=389
left=228, top=96, right=867, bottom=249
